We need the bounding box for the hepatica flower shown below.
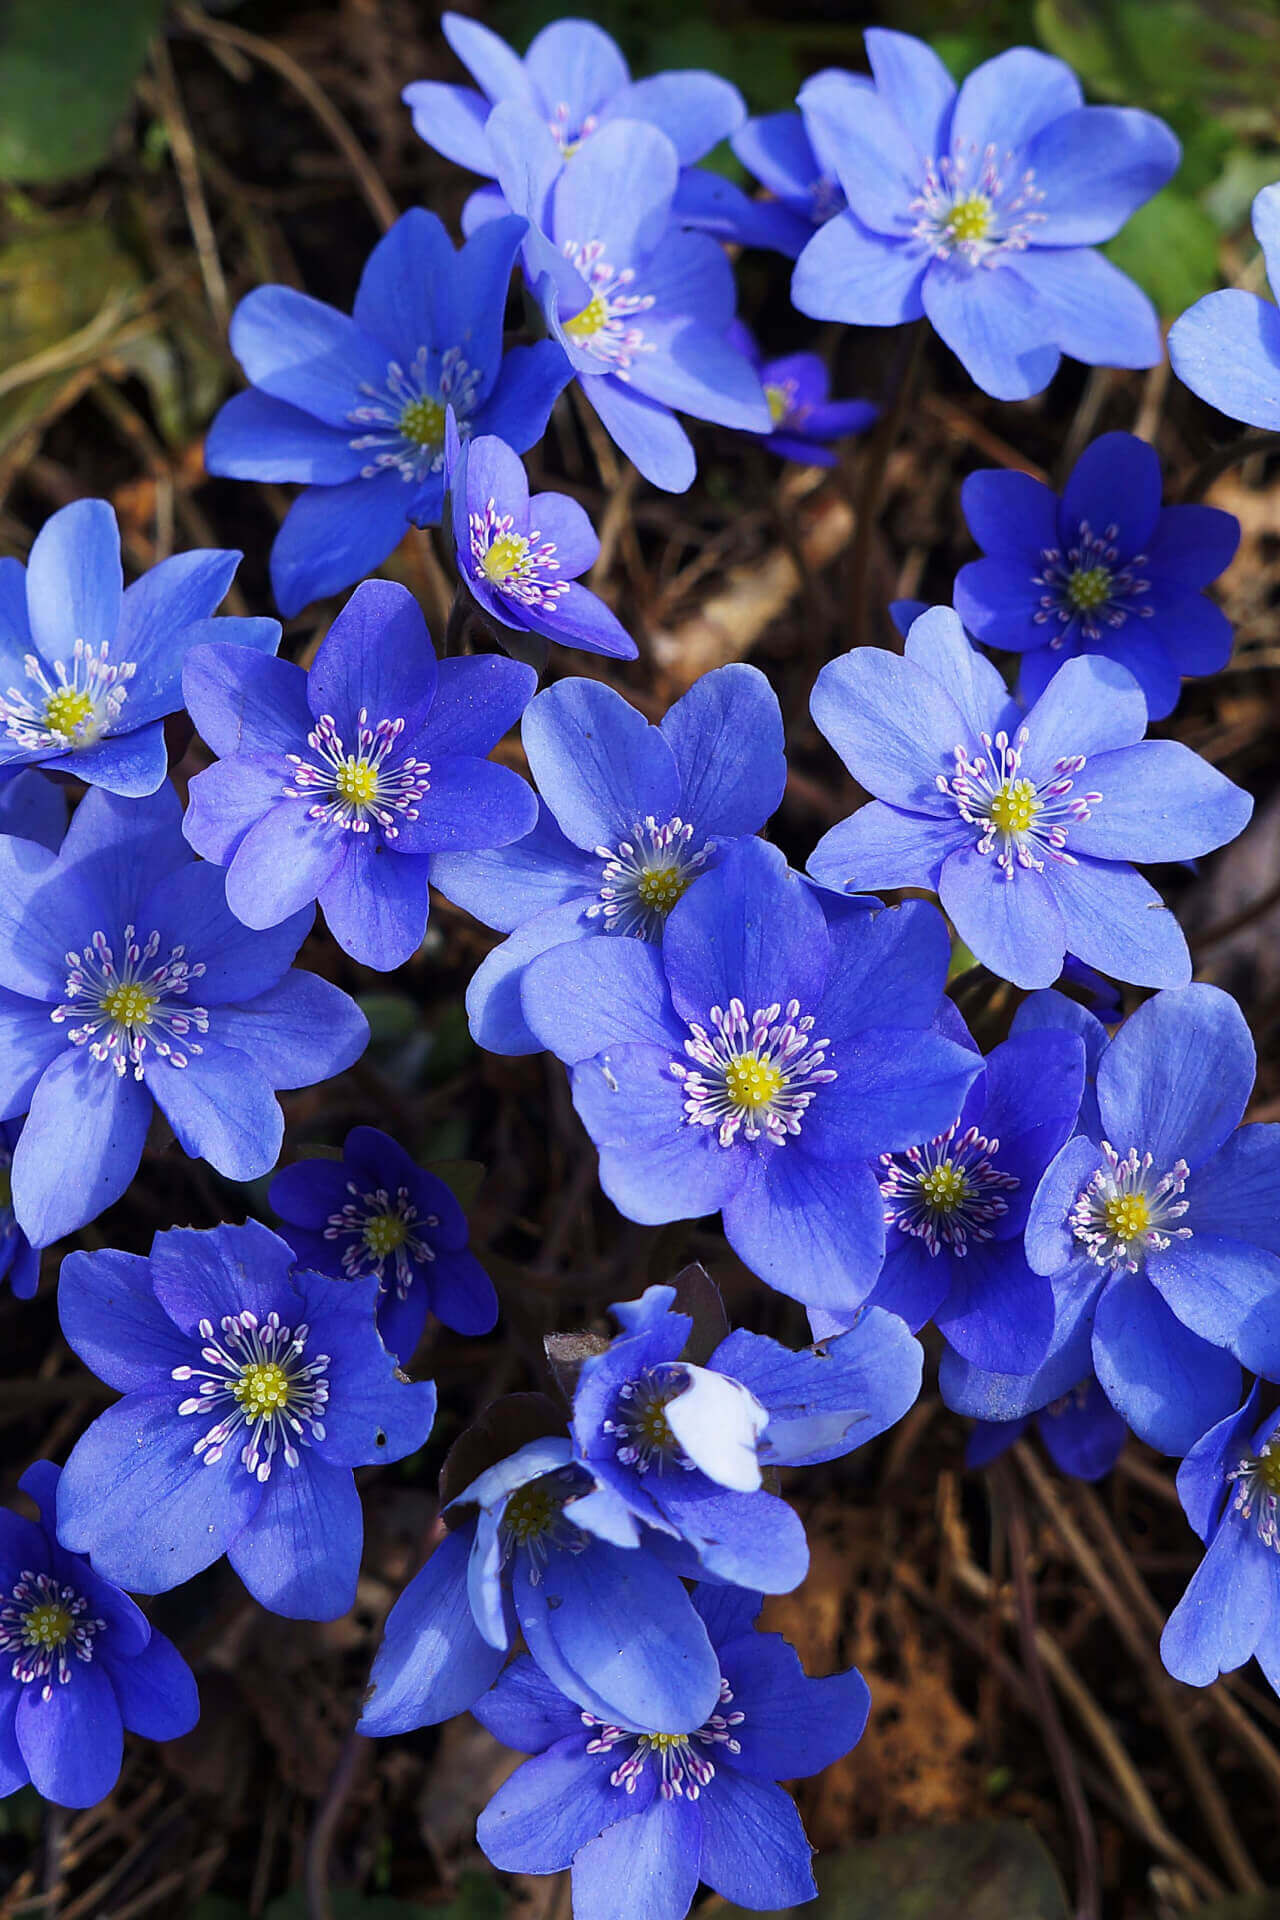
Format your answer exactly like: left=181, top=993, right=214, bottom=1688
left=485, top=108, right=770, bottom=491
left=0, top=499, right=276, bottom=795
left=448, top=429, right=634, bottom=658
left=474, top=1585, right=870, bottom=1920
left=1022, top=985, right=1280, bottom=1455
left=205, top=210, right=571, bottom=615
left=728, top=320, right=876, bottom=466
left=966, top=1377, right=1128, bottom=1484
left=433, top=666, right=785, bottom=1056
left=519, top=836, right=981, bottom=1312
left=955, top=432, right=1240, bottom=720
left=807, top=606, right=1252, bottom=991
left=358, top=1434, right=726, bottom=1739
left=791, top=28, right=1178, bottom=400
left=1169, top=183, right=1280, bottom=429
left=55, top=1221, right=437, bottom=1620
left=731, top=79, right=868, bottom=257
left=0, top=783, right=367, bottom=1248
left=269, top=1125, right=497, bottom=1365
left=0, top=1462, right=198, bottom=1809
left=569, top=1282, right=920, bottom=1589
left=183, top=579, right=537, bottom=972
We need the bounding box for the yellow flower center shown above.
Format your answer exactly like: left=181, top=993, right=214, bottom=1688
left=22, top=1602, right=72, bottom=1651
left=503, top=1481, right=561, bottom=1544
left=43, top=686, right=95, bottom=737
left=723, top=1054, right=785, bottom=1110
left=565, top=294, right=609, bottom=341
left=1067, top=565, right=1113, bottom=611
left=946, top=194, right=993, bottom=243
left=647, top=1731, right=691, bottom=1754
left=635, top=866, right=692, bottom=915
left=1259, top=1454, right=1280, bottom=1496
left=988, top=779, right=1042, bottom=836
left=364, top=1212, right=409, bottom=1258
left=919, top=1161, right=972, bottom=1215
left=482, top=532, right=531, bottom=583
left=399, top=395, right=445, bottom=448
left=334, top=757, right=379, bottom=807
left=233, top=1359, right=291, bottom=1417
left=102, top=982, right=157, bottom=1028
left=764, top=383, right=790, bottom=426
left=1103, top=1192, right=1151, bottom=1242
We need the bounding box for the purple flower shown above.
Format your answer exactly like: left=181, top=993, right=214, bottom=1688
left=182, top=579, right=537, bottom=973
left=518, top=836, right=981, bottom=1314
left=0, top=782, right=367, bottom=1248
left=473, top=1584, right=870, bottom=1919
left=954, top=432, right=1239, bottom=720
left=358, top=1434, right=726, bottom=1738
left=0, top=499, right=277, bottom=795
left=433, top=667, right=786, bottom=1057
left=484, top=108, right=770, bottom=491
left=729, top=320, right=877, bottom=465
left=204, top=210, right=571, bottom=615
left=55, top=1221, right=437, bottom=1620
left=0, top=1461, right=198, bottom=1808
left=965, top=1378, right=1128, bottom=1484
left=447, top=429, right=635, bottom=658
left=807, top=606, right=1252, bottom=991
left=791, top=29, right=1178, bottom=400
left=1169, top=183, right=1280, bottom=429
left=568, top=1282, right=920, bottom=1590
left=269, top=1126, right=497, bottom=1365
left=731, top=79, right=868, bottom=256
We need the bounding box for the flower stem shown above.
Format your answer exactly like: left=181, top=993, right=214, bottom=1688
left=846, top=319, right=927, bottom=653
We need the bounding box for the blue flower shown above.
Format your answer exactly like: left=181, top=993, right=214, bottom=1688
left=447, top=429, right=635, bottom=658
left=358, top=1433, right=727, bottom=1738
left=484, top=108, right=770, bottom=491
left=807, top=606, right=1252, bottom=991
left=55, top=1221, right=437, bottom=1621
left=0, top=500, right=277, bottom=795
left=791, top=29, right=1178, bottom=400
left=1161, top=1385, right=1280, bottom=1692
left=0, top=1122, right=37, bottom=1301
left=0, top=1461, right=198, bottom=1808
left=568, top=1281, right=920, bottom=1590
left=811, top=1017, right=1085, bottom=1376
left=731, top=82, right=867, bottom=256
left=182, top=579, right=537, bottom=973
left=473, top=1584, right=870, bottom=1919
left=1169, top=183, right=1280, bottom=429
left=204, top=210, right=572, bottom=615
left=729, top=320, right=877, bottom=465
left=1022, top=984, right=1280, bottom=1455
left=965, top=1378, right=1128, bottom=1484
left=954, top=432, right=1240, bottom=721
left=268, top=1125, right=497, bottom=1365
left=518, top=836, right=981, bottom=1313
left=0, top=780, right=368, bottom=1247
left=433, top=667, right=786, bottom=1057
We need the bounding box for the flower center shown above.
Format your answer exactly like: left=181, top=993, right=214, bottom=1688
left=946, top=193, right=992, bottom=242
left=0, top=637, right=136, bottom=755
left=559, top=241, right=655, bottom=377
left=482, top=532, right=531, bottom=583
left=764, top=382, right=792, bottom=426
left=364, top=1211, right=409, bottom=1257
left=549, top=102, right=599, bottom=155
left=880, top=1121, right=1020, bottom=1256
left=399, top=394, right=446, bottom=448
left=324, top=1180, right=433, bottom=1296
left=672, top=996, right=837, bottom=1149
left=585, top=1675, right=745, bottom=1801
left=348, top=344, right=482, bottom=484
left=1032, top=523, right=1152, bottom=646
left=587, top=817, right=713, bottom=941
left=53, top=926, right=208, bottom=1079
left=565, top=294, right=609, bottom=340
left=0, top=1571, right=104, bottom=1698
left=1070, top=1143, right=1192, bottom=1272
left=284, top=711, right=429, bottom=838
left=498, top=1467, right=592, bottom=1582
left=603, top=1369, right=694, bottom=1476
left=911, top=143, right=1045, bottom=264
left=1229, top=1437, right=1280, bottom=1552
left=469, top=502, right=569, bottom=611
left=174, top=1309, right=330, bottom=1482
left=941, top=726, right=1100, bottom=878
left=503, top=1481, right=562, bottom=1544
left=1066, top=565, right=1113, bottom=611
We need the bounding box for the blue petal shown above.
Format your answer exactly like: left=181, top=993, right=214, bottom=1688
left=1176, top=1386, right=1262, bottom=1545
left=960, top=467, right=1059, bottom=560
left=226, top=1454, right=362, bottom=1620
left=810, top=645, right=959, bottom=816
left=213, top=970, right=367, bottom=1090
left=1161, top=1521, right=1277, bottom=1687
left=13, top=1050, right=151, bottom=1247
left=403, top=79, right=495, bottom=174
left=269, top=475, right=410, bottom=618
left=935, top=1237, right=1056, bottom=1374
left=25, top=499, right=122, bottom=659
left=0, top=770, right=68, bottom=851
left=206, top=388, right=366, bottom=483
left=1071, top=740, right=1251, bottom=863
left=149, top=1218, right=294, bottom=1333
left=351, top=208, right=457, bottom=358
left=1096, top=984, right=1254, bottom=1171
left=359, top=1525, right=504, bottom=1732
left=1092, top=1271, right=1242, bottom=1454
left=604, top=73, right=744, bottom=165
left=472, top=1654, right=585, bottom=1756
left=1185, top=1125, right=1280, bottom=1256
left=662, top=837, right=830, bottom=1031
left=442, top=13, right=536, bottom=107
left=1044, top=853, right=1190, bottom=990
left=228, top=287, right=388, bottom=427
left=1145, top=503, right=1240, bottom=589
left=433, top=809, right=595, bottom=933
left=718, top=1309, right=922, bottom=1466
left=732, top=109, right=819, bottom=203
left=522, top=937, right=679, bottom=1062
left=660, top=664, right=785, bottom=839
left=571, top=1044, right=744, bottom=1225
left=102, top=1626, right=199, bottom=1741
left=1148, top=1235, right=1280, bottom=1377
left=1025, top=1137, right=1103, bottom=1277
left=650, top=1481, right=807, bottom=1591
left=318, top=840, right=431, bottom=970
left=721, top=1150, right=885, bottom=1311
left=571, top=1795, right=700, bottom=1920
left=418, top=655, right=536, bottom=762
left=141, top=856, right=311, bottom=1003
left=464, top=900, right=593, bottom=1056
left=922, top=259, right=1059, bottom=401
left=859, top=1235, right=951, bottom=1332
left=938, top=847, right=1067, bottom=990
left=819, top=896, right=953, bottom=1038
left=477, top=1734, right=634, bottom=1873
left=182, top=643, right=310, bottom=761
left=307, top=578, right=437, bottom=733
left=940, top=1260, right=1103, bottom=1422
left=807, top=804, right=968, bottom=894
left=304, top=1277, right=436, bottom=1464
left=523, top=678, right=680, bottom=852
left=578, top=373, right=695, bottom=493
left=792, top=211, right=926, bottom=327
left=902, top=604, right=1015, bottom=738
left=1037, top=1383, right=1127, bottom=1481
left=552, top=120, right=678, bottom=267
left=1168, top=289, right=1280, bottom=430
left=524, top=17, right=629, bottom=128
left=697, top=1770, right=816, bottom=1908
left=116, top=546, right=242, bottom=680
left=59, top=722, right=169, bottom=797
left=15, top=1660, right=122, bottom=1809
left=950, top=47, right=1081, bottom=153
left=1060, top=430, right=1162, bottom=557
left=225, top=803, right=344, bottom=929
left=146, top=1035, right=281, bottom=1182
left=58, top=1247, right=190, bottom=1393
left=801, top=1025, right=981, bottom=1164
left=796, top=71, right=920, bottom=238
left=717, top=1628, right=870, bottom=1778
left=1009, top=247, right=1162, bottom=371
left=1027, top=108, right=1179, bottom=246
left=863, top=28, right=955, bottom=157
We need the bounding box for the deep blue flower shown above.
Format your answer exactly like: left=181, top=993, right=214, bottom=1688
left=791, top=29, right=1178, bottom=400
left=433, top=667, right=786, bottom=1057
left=182, top=579, right=537, bottom=973
left=731, top=79, right=868, bottom=256
left=807, top=606, right=1252, bottom=991
left=0, top=1122, right=37, bottom=1302
left=568, top=1282, right=920, bottom=1591
left=484, top=108, right=770, bottom=491
left=0, top=500, right=277, bottom=795
left=56, top=1221, right=436, bottom=1621
left=0, top=1461, right=198, bottom=1808
left=1022, top=984, right=1280, bottom=1455
left=1169, top=183, right=1280, bottom=429
left=0, top=769, right=69, bottom=853
left=447, top=428, right=635, bottom=658
left=269, top=1125, right=497, bottom=1365
left=474, top=1583, right=870, bottom=1919
left=728, top=320, right=877, bottom=465
left=358, top=1434, right=727, bottom=1739
left=954, top=432, right=1240, bottom=721
left=964, top=1377, right=1128, bottom=1483
left=0, top=783, right=367, bottom=1247
left=1160, top=1385, right=1280, bottom=1692
left=518, top=836, right=981, bottom=1313
left=204, top=210, right=572, bottom=615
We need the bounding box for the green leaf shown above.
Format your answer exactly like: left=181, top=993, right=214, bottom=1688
left=1103, top=188, right=1220, bottom=319
left=714, top=1820, right=1070, bottom=1919
left=0, top=0, right=168, bottom=184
